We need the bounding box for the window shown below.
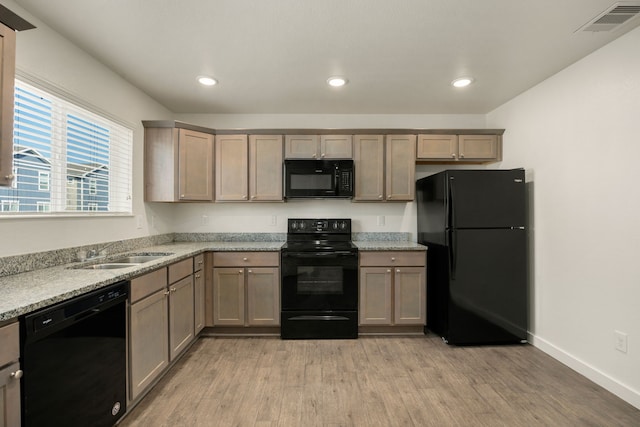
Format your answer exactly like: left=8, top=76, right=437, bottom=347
left=0, top=80, right=133, bottom=215
left=38, top=171, right=49, bottom=191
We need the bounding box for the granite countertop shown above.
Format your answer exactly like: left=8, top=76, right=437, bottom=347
left=0, top=239, right=426, bottom=322
left=354, top=241, right=427, bottom=251
left=0, top=241, right=284, bottom=322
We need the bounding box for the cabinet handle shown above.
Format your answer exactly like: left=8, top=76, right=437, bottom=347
left=170, top=287, right=177, bottom=292
left=198, top=260, right=204, bottom=265
left=5, top=173, right=14, bottom=180
left=164, top=290, right=170, bottom=296
left=386, top=269, right=391, bottom=273
left=321, top=153, right=325, bottom=158
left=251, top=195, right=256, bottom=200
left=243, top=257, right=248, bottom=261
left=248, top=269, right=252, bottom=273
left=397, top=269, right=401, bottom=273
left=451, top=153, right=456, bottom=158
left=10, top=370, right=23, bottom=380
left=180, top=194, right=185, bottom=198
left=391, top=257, right=396, bottom=262
left=460, top=153, right=465, bottom=158
left=239, top=269, right=243, bottom=274
left=312, top=153, right=317, bottom=158
left=195, top=274, right=201, bottom=278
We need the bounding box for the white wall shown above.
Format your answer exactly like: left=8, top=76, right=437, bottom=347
left=487, top=26, right=640, bottom=407
left=0, top=1, right=174, bottom=257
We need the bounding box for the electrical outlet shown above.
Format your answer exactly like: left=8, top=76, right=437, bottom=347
left=614, top=330, right=628, bottom=353
left=201, top=214, right=209, bottom=226
left=377, top=215, right=385, bottom=226
left=135, top=215, right=143, bottom=229
left=270, top=215, right=277, bottom=226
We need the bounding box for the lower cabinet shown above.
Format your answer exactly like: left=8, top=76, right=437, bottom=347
left=0, top=322, right=21, bottom=427
left=129, top=258, right=196, bottom=402
left=194, top=254, right=205, bottom=334
left=359, top=251, right=426, bottom=326
left=212, top=252, right=280, bottom=327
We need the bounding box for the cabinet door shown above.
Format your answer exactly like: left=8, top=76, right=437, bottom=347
left=216, top=134, right=248, bottom=201
left=359, top=267, right=392, bottom=325
left=385, top=135, right=416, bottom=201
left=246, top=267, right=280, bottom=326
left=249, top=135, right=283, bottom=201
left=0, top=23, right=15, bottom=187
left=353, top=135, right=385, bottom=201
left=393, top=267, right=426, bottom=325
left=458, top=135, right=499, bottom=161
left=0, top=362, right=21, bottom=427
left=213, top=267, right=245, bottom=325
left=416, top=134, right=457, bottom=160
left=284, top=135, right=319, bottom=158
left=178, top=129, right=214, bottom=200
left=169, top=275, right=195, bottom=361
left=320, top=135, right=352, bottom=159
left=129, top=289, right=169, bottom=401
left=194, top=269, right=205, bottom=334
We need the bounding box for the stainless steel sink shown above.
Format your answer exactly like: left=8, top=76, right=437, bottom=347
left=83, top=263, right=142, bottom=270
left=73, top=252, right=174, bottom=270
left=109, top=255, right=167, bottom=264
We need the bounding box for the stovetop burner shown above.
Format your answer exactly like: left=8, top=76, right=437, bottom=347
left=283, top=218, right=355, bottom=253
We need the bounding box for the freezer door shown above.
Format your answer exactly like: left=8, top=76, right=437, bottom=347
left=447, top=228, right=527, bottom=344
left=448, top=169, right=526, bottom=229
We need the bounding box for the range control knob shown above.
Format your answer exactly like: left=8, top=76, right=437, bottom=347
left=291, top=222, right=297, bottom=230
left=299, top=221, right=306, bottom=230
left=332, top=221, right=339, bottom=230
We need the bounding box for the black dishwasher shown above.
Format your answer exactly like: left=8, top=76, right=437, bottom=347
left=21, top=281, right=128, bottom=427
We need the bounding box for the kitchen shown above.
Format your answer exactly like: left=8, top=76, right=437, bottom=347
left=1, top=0, right=639, bottom=425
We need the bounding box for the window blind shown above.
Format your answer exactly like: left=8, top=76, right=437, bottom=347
left=0, top=80, right=133, bottom=215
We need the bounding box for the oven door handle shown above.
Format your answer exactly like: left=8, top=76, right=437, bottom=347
left=288, top=315, right=352, bottom=321
left=283, top=251, right=355, bottom=258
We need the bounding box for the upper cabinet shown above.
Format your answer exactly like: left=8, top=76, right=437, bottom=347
left=417, top=134, right=501, bottom=163
left=354, top=134, right=416, bottom=202
left=144, top=127, right=214, bottom=202
left=0, top=22, right=15, bottom=187
left=216, top=134, right=283, bottom=202
left=285, top=134, right=352, bottom=159
left=0, top=10, right=35, bottom=187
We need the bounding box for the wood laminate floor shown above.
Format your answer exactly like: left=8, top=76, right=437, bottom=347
left=119, top=335, right=640, bottom=427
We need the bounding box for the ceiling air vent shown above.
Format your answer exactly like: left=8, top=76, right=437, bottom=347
left=578, top=1, right=640, bottom=32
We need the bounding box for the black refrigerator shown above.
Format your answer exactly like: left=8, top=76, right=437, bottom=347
left=416, top=169, right=528, bottom=345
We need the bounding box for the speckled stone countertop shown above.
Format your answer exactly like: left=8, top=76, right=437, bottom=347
left=0, top=235, right=426, bottom=323
left=354, top=241, right=427, bottom=251
left=0, top=241, right=283, bottom=322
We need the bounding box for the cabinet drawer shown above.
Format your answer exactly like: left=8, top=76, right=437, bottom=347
left=169, top=258, right=194, bottom=284
left=360, top=251, right=426, bottom=267
left=194, top=254, right=205, bottom=272
left=213, top=251, right=279, bottom=267
left=0, top=321, right=19, bottom=365
left=131, top=268, right=168, bottom=303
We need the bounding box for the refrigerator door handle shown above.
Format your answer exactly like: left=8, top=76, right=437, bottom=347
left=448, top=176, right=456, bottom=229
left=449, top=229, right=457, bottom=280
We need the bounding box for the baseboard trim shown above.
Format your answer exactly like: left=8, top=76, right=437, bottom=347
left=530, top=333, right=640, bottom=409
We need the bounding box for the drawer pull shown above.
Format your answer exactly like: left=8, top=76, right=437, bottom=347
left=11, top=370, right=23, bottom=380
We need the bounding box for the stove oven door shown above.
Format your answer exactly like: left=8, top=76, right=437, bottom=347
left=281, top=250, right=358, bottom=311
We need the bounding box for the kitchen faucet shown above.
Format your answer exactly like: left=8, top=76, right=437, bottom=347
left=87, top=241, right=119, bottom=259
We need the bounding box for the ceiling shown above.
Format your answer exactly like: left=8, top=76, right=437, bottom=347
left=12, top=0, right=640, bottom=114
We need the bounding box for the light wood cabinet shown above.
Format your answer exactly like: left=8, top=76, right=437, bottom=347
left=354, top=134, right=416, bottom=202
left=417, top=134, right=500, bottom=162
left=212, top=252, right=280, bottom=327
left=285, top=134, right=352, bottom=159
left=144, top=127, right=214, bottom=201
left=359, top=251, right=426, bottom=326
left=216, top=134, right=283, bottom=201
left=194, top=254, right=205, bottom=334
left=129, top=258, right=195, bottom=402
left=0, top=322, right=20, bottom=427
left=0, top=23, right=15, bottom=187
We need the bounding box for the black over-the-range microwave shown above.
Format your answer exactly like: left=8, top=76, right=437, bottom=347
left=284, top=159, right=354, bottom=199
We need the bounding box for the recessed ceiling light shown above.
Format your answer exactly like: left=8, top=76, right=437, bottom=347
left=451, top=77, right=474, bottom=88
left=197, top=76, right=218, bottom=86
left=327, top=76, right=348, bottom=87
